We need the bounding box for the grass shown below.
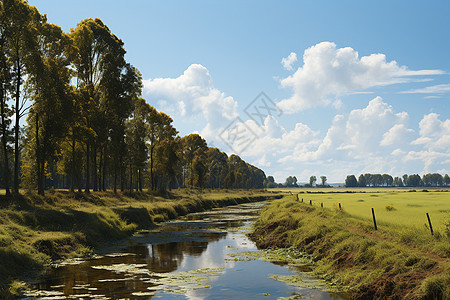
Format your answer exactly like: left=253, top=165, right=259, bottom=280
left=250, top=194, right=450, bottom=299
left=0, top=188, right=280, bottom=298
left=277, top=188, right=450, bottom=230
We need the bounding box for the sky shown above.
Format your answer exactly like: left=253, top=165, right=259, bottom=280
left=29, top=0, right=450, bottom=183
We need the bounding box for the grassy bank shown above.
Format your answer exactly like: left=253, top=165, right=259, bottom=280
left=250, top=193, right=450, bottom=299
left=0, top=189, right=280, bottom=297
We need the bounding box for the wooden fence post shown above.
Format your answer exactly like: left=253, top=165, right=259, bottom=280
left=372, top=208, right=377, bottom=230
left=309, top=200, right=312, bottom=205
left=338, top=203, right=341, bottom=210
left=426, top=213, right=433, bottom=235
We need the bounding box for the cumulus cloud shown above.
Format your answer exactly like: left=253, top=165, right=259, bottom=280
left=380, top=124, right=415, bottom=146
left=247, top=97, right=444, bottom=182
left=143, top=64, right=238, bottom=140
left=412, top=113, right=450, bottom=150
left=281, top=52, right=297, bottom=70
left=278, top=42, right=444, bottom=112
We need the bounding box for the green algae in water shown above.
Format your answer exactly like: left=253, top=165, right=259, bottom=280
left=227, top=247, right=314, bottom=267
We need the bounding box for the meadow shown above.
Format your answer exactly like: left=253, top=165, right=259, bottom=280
left=275, top=188, right=450, bottom=232
left=251, top=192, right=450, bottom=299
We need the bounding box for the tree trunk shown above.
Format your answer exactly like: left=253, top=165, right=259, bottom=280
left=150, top=145, right=154, bottom=191
left=138, top=168, right=142, bottom=191
left=13, top=58, right=20, bottom=194
left=113, top=167, right=117, bottom=193
left=35, top=113, right=44, bottom=195
left=102, top=152, right=106, bottom=191
left=129, top=163, right=133, bottom=192
left=85, top=142, right=90, bottom=193
left=98, top=147, right=102, bottom=191
left=93, top=143, right=97, bottom=191
left=120, top=160, right=124, bottom=192
left=70, top=135, right=75, bottom=193
left=0, top=86, right=10, bottom=196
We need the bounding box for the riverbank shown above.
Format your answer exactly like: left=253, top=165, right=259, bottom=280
left=249, top=194, right=450, bottom=299
left=0, top=189, right=281, bottom=297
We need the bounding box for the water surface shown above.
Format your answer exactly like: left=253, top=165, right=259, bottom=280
left=25, top=202, right=345, bottom=299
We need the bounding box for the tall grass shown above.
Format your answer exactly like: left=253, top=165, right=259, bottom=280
left=0, top=188, right=278, bottom=297
left=250, top=195, right=450, bottom=299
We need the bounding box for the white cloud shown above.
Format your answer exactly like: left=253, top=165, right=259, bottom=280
left=246, top=96, right=447, bottom=182
left=143, top=64, right=238, bottom=140
left=278, top=42, right=444, bottom=113
left=400, top=83, right=450, bottom=94
left=380, top=124, right=415, bottom=146
left=412, top=113, right=450, bottom=150
left=281, top=52, right=297, bottom=70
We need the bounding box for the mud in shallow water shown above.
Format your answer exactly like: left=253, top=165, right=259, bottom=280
left=23, top=202, right=346, bottom=299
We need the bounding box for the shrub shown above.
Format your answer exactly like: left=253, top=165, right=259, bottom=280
left=385, top=205, right=396, bottom=211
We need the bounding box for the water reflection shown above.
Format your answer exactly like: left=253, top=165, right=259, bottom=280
left=26, top=202, right=344, bottom=299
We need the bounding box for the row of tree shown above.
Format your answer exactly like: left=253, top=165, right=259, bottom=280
left=264, top=175, right=329, bottom=188
left=0, top=0, right=267, bottom=195
left=345, top=173, right=450, bottom=187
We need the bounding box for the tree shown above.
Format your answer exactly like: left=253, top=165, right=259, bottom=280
left=309, top=176, right=316, bottom=187
left=180, top=134, right=207, bottom=188
left=345, top=175, right=358, bottom=187
left=285, top=176, right=297, bottom=187
left=358, top=174, right=366, bottom=187
left=0, top=0, right=14, bottom=195
left=382, top=174, right=393, bottom=187
left=444, top=174, right=450, bottom=186
left=402, top=174, right=408, bottom=187
left=206, top=147, right=228, bottom=189
left=125, top=98, right=149, bottom=191
left=320, top=175, right=327, bottom=186
left=3, top=0, right=43, bottom=193
left=71, top=18, right=133, bottom=193
left=265, top=176, right=276, bottom=188
left=393, top=176, right=403, bottom=187
left=407, top=174, right=422, bottom=187
left=22, top=22, right=72, bottom=195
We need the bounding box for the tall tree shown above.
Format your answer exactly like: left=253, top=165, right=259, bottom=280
left=71, top=18, right=131, bottom=193
left=3, top=0, right=43, bottom=193
left=180, top=134, right=207, bottom=188
left=22, top=22, right=72, bottom=195
left=0, top=1, right=13, bottom=195
left=345, top=175, right=358, bottom=187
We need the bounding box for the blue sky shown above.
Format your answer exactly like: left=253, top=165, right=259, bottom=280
left=29, top=0, right=450, bottom=183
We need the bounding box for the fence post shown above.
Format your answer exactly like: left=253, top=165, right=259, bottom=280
left=296, top=194, right=299, bottom=201
left=309, top=200, right=312, bottom=205
left=321, top=202, right=323, bottom=208
left=426, top=213, right=433, bottom=235
left=338, top=203, right=341, bottom=210
left=371, top=208, right=377, bottom=230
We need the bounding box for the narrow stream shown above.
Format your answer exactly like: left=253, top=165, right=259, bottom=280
left=24, top=202, right=345, bottom=299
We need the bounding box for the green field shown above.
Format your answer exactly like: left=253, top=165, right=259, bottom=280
left=275, top=188, right=450, bottom=232
left=251, top=193, right=450, bottom=299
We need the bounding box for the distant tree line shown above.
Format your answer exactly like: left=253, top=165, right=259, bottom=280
left=0, top=1, right=266, bottom=195
left=345, top=173, right=450, bottom=188
left=264, top=175, right=330, bottom=188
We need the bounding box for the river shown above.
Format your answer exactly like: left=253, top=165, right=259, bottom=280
left=23, top=201, right=345, bottom=299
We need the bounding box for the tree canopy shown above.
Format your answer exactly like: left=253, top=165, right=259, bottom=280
left=0, top=1, right=266, bottom=195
